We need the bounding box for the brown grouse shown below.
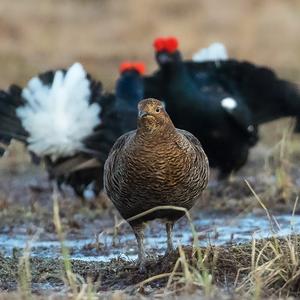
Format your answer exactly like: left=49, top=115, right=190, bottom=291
left=104, top=98, right=209, bottom=268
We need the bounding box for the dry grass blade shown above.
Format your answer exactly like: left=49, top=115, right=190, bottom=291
left=290, top=196, right=299, bottom=231
left=126, top=205, right=199, bottom=247
left=136, top=272, right=181, bottom=287
left=236, top=235, right=300, bottom=297
left=52, top=190, right=79, bottom=297
left=244, top=179, right=280, bottom=232
left=17, top=229, right=41, bottom=300
left=166, top=257, right=182, bottom=290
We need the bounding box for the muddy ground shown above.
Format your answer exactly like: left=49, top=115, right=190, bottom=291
left=0, top=138, right=300, bottom=298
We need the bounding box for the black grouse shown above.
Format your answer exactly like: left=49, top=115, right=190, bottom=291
left=0, top=61, right=145, bottom=198
left=144, top=37, right=256, bottom=178
left=144, top=37, right=300, bottom=177
left=104, top=98, right=209, bottom=269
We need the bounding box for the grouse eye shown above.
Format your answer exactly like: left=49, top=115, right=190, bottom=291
left=155, top=107, right=161, bottom=113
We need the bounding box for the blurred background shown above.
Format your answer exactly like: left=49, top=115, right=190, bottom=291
left=0, top=0, right=300, bottom=89
left=0, top=0, right=300, bottom=171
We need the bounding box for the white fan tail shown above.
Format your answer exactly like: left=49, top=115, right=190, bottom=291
left=192, top=42, right=228, bottom=62
left=17, top=63, right=101, bottom=160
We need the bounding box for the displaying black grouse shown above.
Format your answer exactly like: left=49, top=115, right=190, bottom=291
left=144, top=37, right=256, bottom=177
left=144, top=37, right=300, bottom=177
left=104, top=99, right=209, bottom=268
left=0, top=61, right=145, bottom=198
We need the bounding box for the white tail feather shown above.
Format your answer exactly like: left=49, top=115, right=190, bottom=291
left=17, top=63, right=101, bottom=160
left=192, top=42, right=228, bottom=62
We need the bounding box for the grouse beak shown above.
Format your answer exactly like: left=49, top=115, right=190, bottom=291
left=157, top=52, right=172, bottom=64
left=139, top=111, right=150, bottom=118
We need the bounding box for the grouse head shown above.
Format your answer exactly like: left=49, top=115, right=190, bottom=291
left=119, top=61, right=145, bottom=76
left=153, top=37, right=182, bottom=66
left=137, top=98, right=173, bottom=134
left=117, top=61, right=145, bottom=104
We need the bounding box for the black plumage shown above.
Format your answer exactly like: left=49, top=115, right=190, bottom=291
left=0, top=62, right=145, bottom=198
left=104, top=98, right=209, bottom=268
left=0, top=65, right=105, bottom=197
left=144, top=37, right=300, bottom=177
left=185, top=59, right=300, bottom=126
left=144, top=39, right=255, bottom=177
left=0, top=86, right=28, bottom=157
left=0, top=86, right=28, bottom=143
left=59, top=64, right=145, bottom=197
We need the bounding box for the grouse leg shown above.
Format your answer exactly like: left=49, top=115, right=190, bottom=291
left=50, top=181, right=68, bottom=201
left=166, top=221, right=174, bottom=255
left=132, top=223, right=146, bottom=270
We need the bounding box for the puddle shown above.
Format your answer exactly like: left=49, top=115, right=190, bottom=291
left=0, top=213, right=299, bottom=263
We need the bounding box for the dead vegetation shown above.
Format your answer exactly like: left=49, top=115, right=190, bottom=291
left=0, top=182, right=300, bottom=299
left=0, top=119, right=300, bottom=299
left=1, top=226, right=300, bottom=298
left=0, top=123, right=300, bottom=300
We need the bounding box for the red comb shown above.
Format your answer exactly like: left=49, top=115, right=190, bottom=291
left=165, top=37, right=178, bottom=53
left=119, top=61, right=146, bottom=75
left=153, top=38, right=165, bottom=52
left=132, top=62, right=145, bottom=75
left=153, top=36, right=179, bottom=53
left=119, top=61, right=132, bottom=73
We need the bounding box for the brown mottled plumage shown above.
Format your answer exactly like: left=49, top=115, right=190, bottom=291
left=104, top=98, right=209, bottom=268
